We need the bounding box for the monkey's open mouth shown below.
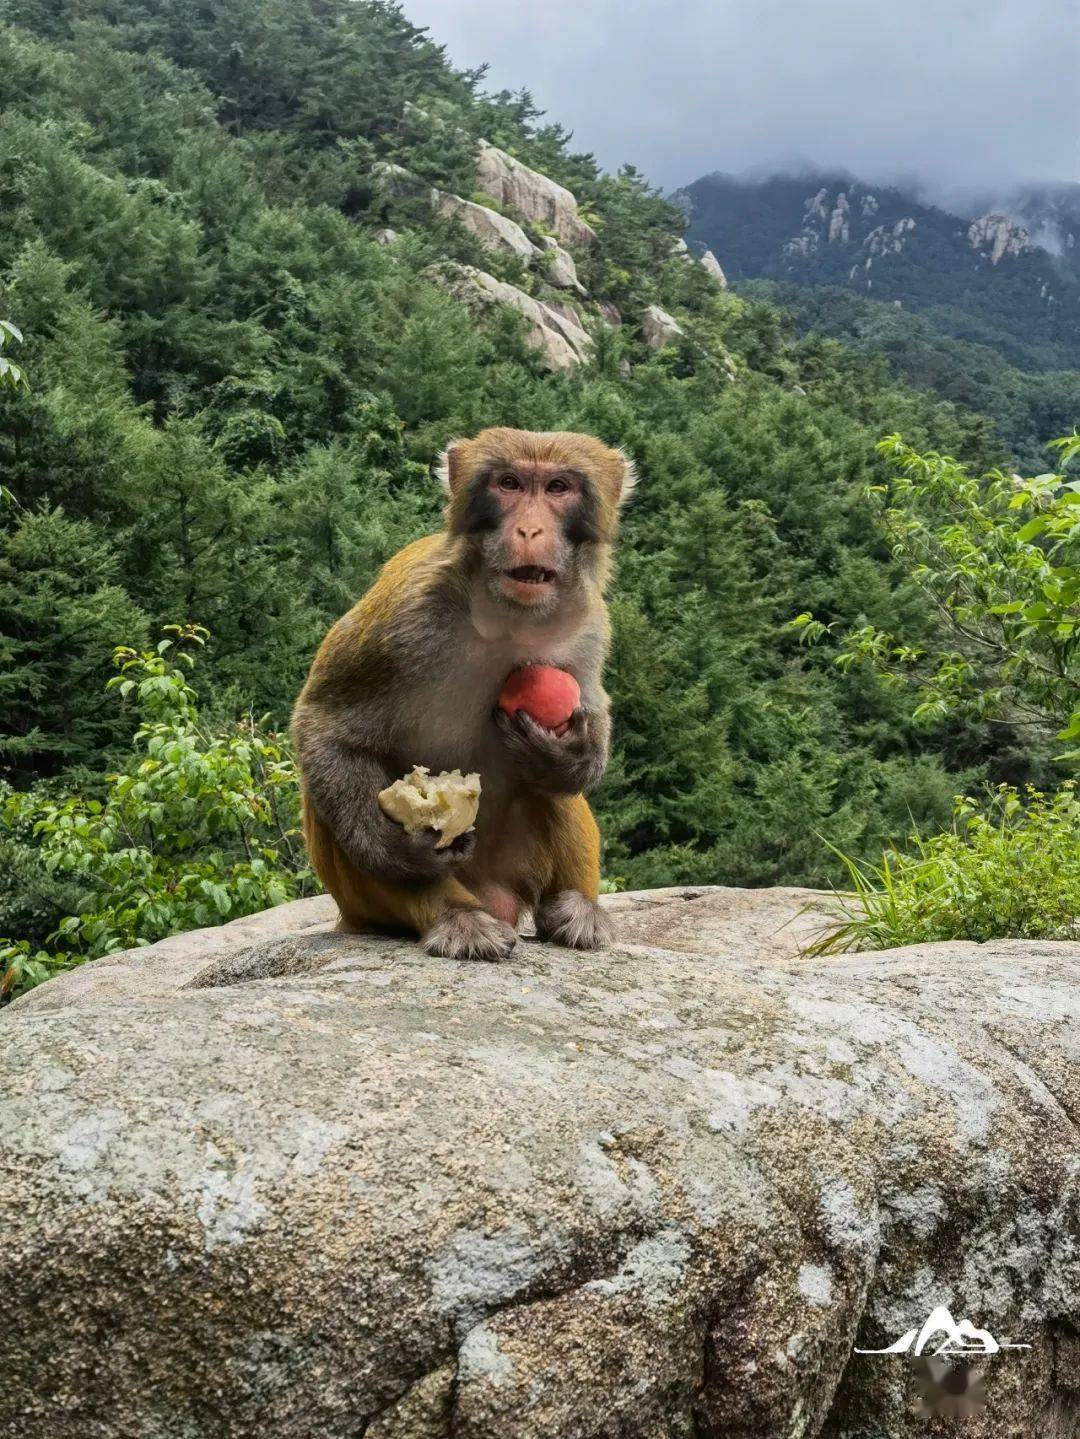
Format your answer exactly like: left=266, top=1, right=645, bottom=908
left=505, top=565, right=557, bottom=585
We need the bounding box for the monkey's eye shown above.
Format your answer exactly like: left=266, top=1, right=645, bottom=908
left=547, top=477, right=571, bottom=495
left=497, top=473, right=522, bottom=492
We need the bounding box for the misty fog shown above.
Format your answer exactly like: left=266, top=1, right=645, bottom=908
left=405, top=0, right=1079, bottom=197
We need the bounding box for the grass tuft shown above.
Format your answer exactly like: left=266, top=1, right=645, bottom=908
left=805, top=783, right=1080, bottom=955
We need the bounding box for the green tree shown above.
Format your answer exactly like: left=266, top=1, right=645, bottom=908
left=795, top=435, right=1080, bottom=763
left=0, top=0, right=1049, bottom=935
left=0, top=501, right=149, bottom=779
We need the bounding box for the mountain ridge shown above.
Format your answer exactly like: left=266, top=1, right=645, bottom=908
left=679, top=168, right=1080, bottom=372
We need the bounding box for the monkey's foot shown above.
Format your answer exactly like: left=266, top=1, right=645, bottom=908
left=534, top=891, right=612, bottom=951
left=422, top=906, right=517, bottom=963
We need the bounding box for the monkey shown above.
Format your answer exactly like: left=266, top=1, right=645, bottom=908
left=290, top=427, right=635, bottom=963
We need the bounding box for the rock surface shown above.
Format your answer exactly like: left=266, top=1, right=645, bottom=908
left=435, top=191, right=538, bottom=261
left=698, top=248, right=727, bottom=286
left=431, top=262, right=592, bottom=371
left=968, top=212, right=1032, bottom=265
left=641, top=302, right=685, bottom=349
left=3, top=887, right=1078, bottom=1438
left=537, top=235, right=586, bottom=293
left=373, top=160, right=435, bottom=204
left=475, top=140, right=596, bottom=248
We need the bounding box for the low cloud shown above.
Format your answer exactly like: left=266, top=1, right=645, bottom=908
left=406, top=0, right=1079, bottom=193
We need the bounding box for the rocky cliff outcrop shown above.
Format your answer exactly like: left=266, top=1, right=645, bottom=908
left=430, top=263, right=592, bottom=371
left=435, top=191, right=538, bottom=261
left=3, top=886, right=1078, bottom=1438
left=827, top=192, right=850, bottom=245
left=698, top=248, right=727, bottom=286
left=475, top=140, right=597, bottom=248
left=641, top=303, right=685, bottom=349
left=863, top=217, right=916, bottom=258
left=536, top=235, right=586, bottom=293
left=375, top=158, right=587, bottom=294
left=968, top=213, right=1032, bottom=265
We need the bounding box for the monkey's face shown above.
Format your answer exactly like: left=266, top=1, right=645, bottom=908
left=464, top=461, right=600, bottom=614
left=440, top=429, right=633, bottom=617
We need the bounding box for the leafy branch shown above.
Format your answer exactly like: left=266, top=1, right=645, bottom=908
left=0, top=627, right=316, bottom=1000
left=792, top=433, right=1080, bottom=760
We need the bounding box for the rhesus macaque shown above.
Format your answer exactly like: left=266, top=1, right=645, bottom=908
left=291, top=427, right=634, bottom=961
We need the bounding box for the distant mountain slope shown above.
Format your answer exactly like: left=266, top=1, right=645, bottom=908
left=740, top=280, right=1080, bottom=473
left=966, top=180, right=1080, bottom=270
left=678, top=171, right=1080, bottom=371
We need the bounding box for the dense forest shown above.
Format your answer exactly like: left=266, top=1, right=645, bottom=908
left=740, top=282, right=1080, bottom=474
left=0, top=0, right=1068, bottom=982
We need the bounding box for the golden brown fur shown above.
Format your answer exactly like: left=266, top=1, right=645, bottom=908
left=292, top=427, right=632, bottom=961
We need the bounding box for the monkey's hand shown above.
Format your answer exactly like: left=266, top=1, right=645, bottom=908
left=377, top=814, right=477, bottom=883
left=299, top=740, right=477, bottom=885
left=493, top=706, right=607, bottom=794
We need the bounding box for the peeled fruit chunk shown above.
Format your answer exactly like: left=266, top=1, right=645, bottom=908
left=377, top=766, right=481, bottom=848
left=498, top=666, right=581, bottom=731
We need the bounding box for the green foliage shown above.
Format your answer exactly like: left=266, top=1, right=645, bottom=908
left=751, top=282, right=1080, bottom=473
left=795, top=436, right=1080, bottom=762
left=0, top=627, right=313, bottom=1000
left=0, top=497, right=150, bottom=779
left=0, top=317, right=26, bottom=389
left=808, top=784, right=1080, bottom=953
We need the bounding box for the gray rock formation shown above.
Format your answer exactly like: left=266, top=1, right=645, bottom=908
left=373, top=149, right=592, bottom=297
left=373, top=160, right=435, bottom=204
left=372, top=158, right=587, bottom=294
left=434, top=202, right=585, bottom=291
left=3, top=886, right=1078, bottom=1438
left=435, top=192, right=538, bottom=262
left=430, top=263, right=592, bottom=371
left=698, top=249, right=727, bottom=286
left=828, top=192, right=850, bottom=245
left=641, top=303, right=685, bottom=349
left=805, top=186, right=831, bottom=224
left=537, top=235, right=586, bottom=293
left=864, top=218, right=916, bottom=258
left=968, top=213, right=1032, bottom=265
left=475, top=140, right=597, bottom=248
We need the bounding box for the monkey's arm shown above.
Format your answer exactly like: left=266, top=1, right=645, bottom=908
left=493, top=703, right=610, bottom=795
left=297, top=728, right=475, bottom=884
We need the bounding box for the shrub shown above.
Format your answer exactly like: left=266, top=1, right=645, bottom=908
left=793, top=433, right=1080, bottom=761
left=0, top=626, right=314, bottom=1001
left=807, top=783, right=1080, bottom=954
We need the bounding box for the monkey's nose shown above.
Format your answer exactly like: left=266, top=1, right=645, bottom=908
left=517, top=524, right=544, bottom=540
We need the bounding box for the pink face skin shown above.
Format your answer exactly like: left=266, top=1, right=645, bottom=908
left=487, top=462, right=583, bottom=607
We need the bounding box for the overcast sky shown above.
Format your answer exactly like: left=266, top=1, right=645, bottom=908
left=405, top=0, right=1079, bottom=197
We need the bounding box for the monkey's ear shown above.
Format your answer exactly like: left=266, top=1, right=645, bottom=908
left=435, top=441, right=468, bottom=494
left=615, top=448, right=638, bottom=506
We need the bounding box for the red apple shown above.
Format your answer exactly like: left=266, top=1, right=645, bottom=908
left=498, top=665, right=581, bottom=733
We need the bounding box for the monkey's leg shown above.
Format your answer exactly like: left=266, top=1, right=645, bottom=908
left=366, top=873, right=518, bottom=963
left=533, top=796, right=612, bottom=951
left=341, top=868, right=518, bottom=963
left=308, top=808, right=516, bottom=961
